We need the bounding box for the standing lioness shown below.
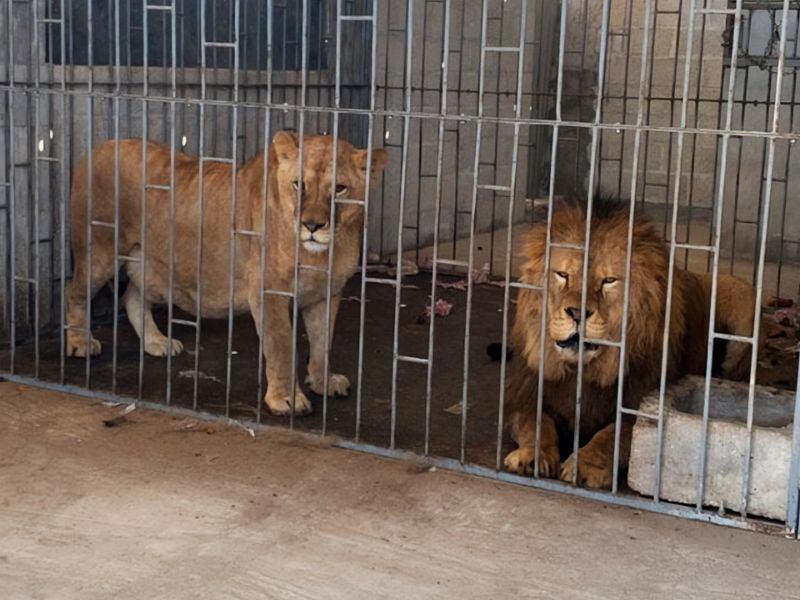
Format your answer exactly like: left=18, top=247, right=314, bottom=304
left=66, top=133, right=388, bottom=415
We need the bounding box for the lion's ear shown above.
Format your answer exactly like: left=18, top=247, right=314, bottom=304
left=353, top=147, right=389, bottom=180
left=272, top=131, right=299, bottom=163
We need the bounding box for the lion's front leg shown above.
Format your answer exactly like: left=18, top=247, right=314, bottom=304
left=249, top=288, right=312, bottom=416
left=559, top=419, right=632, bottom=490
left=503, top=408, right=561, bottom=478
left=302, top=295, right=350, bottom=397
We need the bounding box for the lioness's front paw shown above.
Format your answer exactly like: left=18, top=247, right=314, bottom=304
left=145, top=337, right=184, bottom=358
left=265, top=388, right=313, bottom=416
left=305, top=373, right=351, bottom=397
left=503, top=445, right=560, bottom=477
left=67, top=334, right=102, bottom=357
left=559, top=449, right=613, bottom=489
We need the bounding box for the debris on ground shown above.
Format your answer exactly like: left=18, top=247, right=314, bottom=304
left=228, top=418, right=256, bottom=439
left=435, top=263, right=507, bottom=290
left=766, top=295, right=794, bottom=308
left=417, top=298, right=454, bottom=324
left=772, top=307, right=797, bottom=327
left=387, top=259, right=420, bottom=278
left=443, top=401, right=463, bottom=415
left=176, top=418, right=216, bottom=434
left=179, top=370, right=224, bottom=385
left=342, top=295, right=369, bottom=303
left=102, top=415, right=128, bottom=428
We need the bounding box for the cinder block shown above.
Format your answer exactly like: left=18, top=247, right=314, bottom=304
left=629, top=375, right=796, bottom=520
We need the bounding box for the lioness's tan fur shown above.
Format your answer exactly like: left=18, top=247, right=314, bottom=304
left=66, top=133, right=388, bottom=415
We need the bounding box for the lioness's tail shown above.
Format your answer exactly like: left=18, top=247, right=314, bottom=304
left=698, top=272, right=756, bottom=381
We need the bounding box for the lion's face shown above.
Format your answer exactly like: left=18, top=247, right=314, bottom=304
left=546, top=246, right=626, bottom=366
left=272, top=132, right=388, bottom=254
left=515, top=201, right=671, bottom=387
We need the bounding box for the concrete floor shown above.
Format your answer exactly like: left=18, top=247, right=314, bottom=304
left=1, top=383, right=800, bottom=600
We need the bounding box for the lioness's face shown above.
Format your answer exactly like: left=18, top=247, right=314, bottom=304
left=546, top=248, right=625, bottom=365
left=272, top=132, right=388, bottom=253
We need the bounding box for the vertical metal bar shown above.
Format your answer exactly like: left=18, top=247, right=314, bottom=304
left=255, top=0, right=274, bottom=424
left=425, top=0, right=451, bottom=456
left=5, top=0, right=16, bottom=374
left=652, top=0, right=700, bottom=502
left=164, top=0, right=178, bottom=404
left=58, top=0, right=67, bottom=385
left=321, top=0, right=344, bottom=437
left=223, top=0, right=241, bottom=417
left=533, top=0, right=568, bottom=478
left=192, top=0, right=208, bottom=410
left=569, top=0, right=611, bottom=485
left=695, top=0, right=745, bottom=511
left=493, top=0, right=527, bottom=469
left=288, top=0, right=310, bottom=427
left=610, top=0, right=654, bottom=494
left=31, top=0, right=41, bottom=379
left=111, top=0, right=122, bottom=395
left=788, top=349, right=800, bottom=534
left=389, top=0, right=413, bottom=450
left=138, top=0, right=151, bottom=400
left=83, top=0, right=95, bottom=388
left=354, top=0, right=378, bottom=442
left=738, top=0, right=790, bottom=516
left=458, top=0, right=488, bottom=465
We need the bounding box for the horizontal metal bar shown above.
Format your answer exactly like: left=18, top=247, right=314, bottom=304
left=300, top=264, right=328, bottom=273
left=395, top=354, right=429, bottom=365
left=620, top=407, right=658, bottom=420
left=146, top=4, right=173, bottom=10
left=144, top=183, right=171, bottom=191
left=91, top=220, right=115, bottom=228
left=263, top=289, right=294, bottom=299
left=171, top=318, right=198, bottom=328
left=713, top=332, right=754, bottom=345
left=7, top=85, right=800, bottom=143
left=483, top=46, right=522, bottom=53
left=36, top=156, right=59, bottom=163
left=117, top=255, right=141, bottom=263
left=339, top=15, right=373, bottom=21
left=435, top=258, right=469, bottom=267
left=335, top=198, right=365, bottom=206
left=364, top=277, right=397, bottom=286
left=37, top=17, right=62, bottom=23
left=508, top=281, right=544, bottom=291
left=584, top=337, right=622, bottom=348
left=200, top=156, right=235, bottom=164
left=696, top=7, right=736, bottom=14
left=672, top=242, right=715, bottom=252
left=477, top=184, right=511, bottom=192
left=13, top=275, right=37, bottom=284
left=204, top=41, right=237, bottom=49
left=549, top=242, right=584, bottom=251
left=235, top=229, right=262, bottom=238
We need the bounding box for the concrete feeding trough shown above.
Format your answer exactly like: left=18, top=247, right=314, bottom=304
left=628, top=375, right=796, bottom=520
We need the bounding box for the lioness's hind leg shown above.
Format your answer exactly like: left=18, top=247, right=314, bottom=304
left=122, top=282, right=183, bottom=357
left=716, top=274, right=756, bottom=381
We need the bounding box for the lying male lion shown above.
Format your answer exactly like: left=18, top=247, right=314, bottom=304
left=503, top=199, right=756, bottom=489
left=66, top=133, right=388, bottom=415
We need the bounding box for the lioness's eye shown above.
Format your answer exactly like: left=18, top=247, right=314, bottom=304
left=602, top=277, right=617, bottom=285
left=335, top=184, right=348, bottom=196
left=555, top=271, right=569, bottom=280
left=292, top=180, right=305, bottom=192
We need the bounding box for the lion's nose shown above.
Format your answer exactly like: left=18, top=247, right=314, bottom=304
left=565, top=306, right=593, bottom=322
left=303, top=219, right=326, bottom=233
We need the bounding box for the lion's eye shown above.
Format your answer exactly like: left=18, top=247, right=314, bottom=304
left=292, top=180, right=305, bottom=193
left=335, top=184, right=348, bottom=196
left=602, top=277, right=617, bottom=285
left=555, top=271, right=569, bottom=281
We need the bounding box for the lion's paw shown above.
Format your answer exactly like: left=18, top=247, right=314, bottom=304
left=145, top=336, right=184, bottom=358
left=265, top=388, right=313, bottom=416
left=305, top=372, right=351, bottom=397
left=67, top=334, right=102, bottom=358
left=559, top=450, right=613, bottom=490
left=503, top=445, right=560, bottom=478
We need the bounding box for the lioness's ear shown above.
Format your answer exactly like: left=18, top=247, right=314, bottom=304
left=353, top=147, right=389, bottom=178
left=272, top=131, right=299, bottom=163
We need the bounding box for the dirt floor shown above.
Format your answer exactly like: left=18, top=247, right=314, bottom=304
left=1, top=384, right=799, bottom=599
left=4, top=271, right=799, bottom=476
